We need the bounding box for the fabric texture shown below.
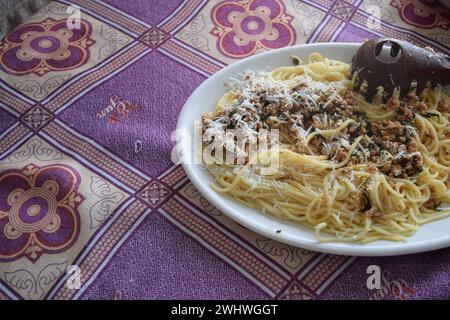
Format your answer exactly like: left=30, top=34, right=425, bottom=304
left=0, top=0, right=449, bottom=300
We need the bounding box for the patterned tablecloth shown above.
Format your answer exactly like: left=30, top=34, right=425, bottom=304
left=0, top=0, right=449, bottom=300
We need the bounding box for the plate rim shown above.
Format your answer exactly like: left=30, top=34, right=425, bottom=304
left=176, top=42, right=450, bottom=256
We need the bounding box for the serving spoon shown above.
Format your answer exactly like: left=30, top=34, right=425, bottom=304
left=350, top=38, right=450, bottom=102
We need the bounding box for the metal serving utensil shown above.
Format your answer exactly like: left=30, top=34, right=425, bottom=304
left=350, top=38, right=450, bottom=102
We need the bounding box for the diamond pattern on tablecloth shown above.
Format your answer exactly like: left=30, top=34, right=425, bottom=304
left=139, top=28, right=170, bottom=48
left=138, top=181, right=171, bottom=207
left=21, top=105, right=52, bottom=130
left=330, top=0, right=355, bottom=21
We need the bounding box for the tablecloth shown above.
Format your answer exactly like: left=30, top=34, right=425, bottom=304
left=0, top=0, right=449, bottom=300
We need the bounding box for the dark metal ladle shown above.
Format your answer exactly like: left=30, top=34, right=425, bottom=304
left=350, top=38, right=450, bottom=101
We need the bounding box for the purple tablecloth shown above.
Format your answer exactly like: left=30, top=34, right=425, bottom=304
left=0, top=0, right=449, bottom=300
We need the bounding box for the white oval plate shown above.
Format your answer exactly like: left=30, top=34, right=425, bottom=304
left=176, top=42, right=450, bottom=256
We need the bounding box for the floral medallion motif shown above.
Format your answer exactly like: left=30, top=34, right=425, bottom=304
left=139, top=181, right=170, bottom=207
left=0, top=18, right=95, bottom=76
left=211, top=0, right=295, bottom=58
left=0, top=164, right=83, bottom=263
left=390, top=0, right=450, bottom=30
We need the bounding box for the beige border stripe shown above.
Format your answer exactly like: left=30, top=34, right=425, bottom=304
left=0, top=124, right=30, bottom=156
left=45, top=43, right=149, bottom=112
left=161, top=197, right=289, bottom=294
left=160, top=165, right=186, bottom=187
left=351, top=11, right=446, bottom=49
left=315, top=16, right=344, bottom=42
left=42, top=121, right=148, bottom=191
left=70, top=0, right=148, bottom=34
left=0, top=87, right=33, bottom=114
left=159, top=0, right=203, bottom=33
left=53, top=199, right=147, bottom=299
left=160, top=40, right=221, bottom=75
left=314, top=0, right=335, bottom=9
left=301, top=254, right=350, bottom=292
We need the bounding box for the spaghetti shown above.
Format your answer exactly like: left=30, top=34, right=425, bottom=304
left=201, top=53, right=450, bottom=242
